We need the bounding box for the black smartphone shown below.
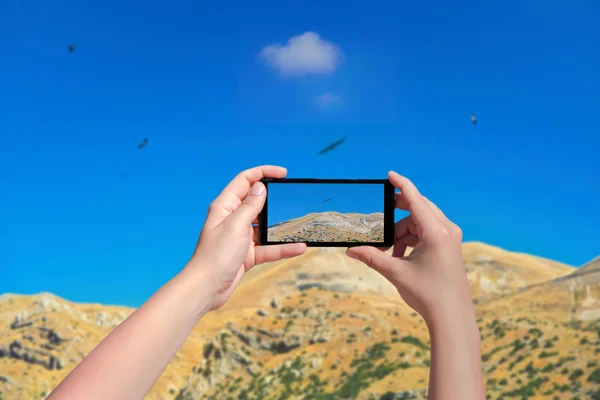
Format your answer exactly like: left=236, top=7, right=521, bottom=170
left=258, top=178, right=395, bottom=247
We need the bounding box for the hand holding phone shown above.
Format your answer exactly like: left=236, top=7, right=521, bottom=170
left=346, top=171, right=485, bottom=400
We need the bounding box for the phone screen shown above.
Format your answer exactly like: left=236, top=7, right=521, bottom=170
left=260, top=179, right=394, bottom=247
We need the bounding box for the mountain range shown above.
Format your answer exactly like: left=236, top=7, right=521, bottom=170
left=1, top=242, right=599, bottom=399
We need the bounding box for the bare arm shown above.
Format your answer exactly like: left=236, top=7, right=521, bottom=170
left=47, top=266, right=213, bottom=400
left=426, top=301, right=484, bottom=399
left=47, top=165, right=306, bottom=400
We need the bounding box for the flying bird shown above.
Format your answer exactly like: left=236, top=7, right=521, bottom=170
left=317, top=136, right=346, bottom=155
left=137, top=138, right=148, bottom=149
left=321, top=197, right=332, bottom=203
left=470, top=112, right=477, bottom=126
left=68, top=43, right=76, bottom=53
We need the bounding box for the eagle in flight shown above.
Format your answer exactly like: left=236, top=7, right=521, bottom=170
left=137, top=138, right=148, bottom=149
left=68, top=43, right=76, bottom=53
left=322, top=197, right=332, bottom=203
left=318, top=136, right=346, bottom=155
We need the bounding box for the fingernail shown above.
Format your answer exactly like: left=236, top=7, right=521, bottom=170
left=251, top=182, right=265, bottom=195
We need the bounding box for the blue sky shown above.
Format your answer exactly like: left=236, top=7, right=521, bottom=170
left=266, top=182, right=385, bottom=226
left=1, top=0, right=599, bottom=307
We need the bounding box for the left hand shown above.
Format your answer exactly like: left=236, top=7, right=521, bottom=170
left=189, top=165, right=307, bottom=310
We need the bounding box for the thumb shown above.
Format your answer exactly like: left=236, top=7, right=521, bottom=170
left=230, top=182, right=267, bottom=226
left=347, top=246, right=409, bottom=286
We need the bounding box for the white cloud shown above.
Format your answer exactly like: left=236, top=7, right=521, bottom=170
left=259, top=32, right=344, bottom=76
left=315, top=92, right=343, bottom=107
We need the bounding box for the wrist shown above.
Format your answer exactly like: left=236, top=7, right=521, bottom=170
left=424, top=298, right=479, bottom=338
left=174, top=264, right=217, bottom=318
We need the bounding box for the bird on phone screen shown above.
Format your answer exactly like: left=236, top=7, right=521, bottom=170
left=318, top=136, right=346, bottom=155
left=137, top=138, right=148, bottom=149
left=470, top=112, right=477, bottom=126
left=322, top=197, right=332, bottom=203
left=68, top=43, right=76, bottom=53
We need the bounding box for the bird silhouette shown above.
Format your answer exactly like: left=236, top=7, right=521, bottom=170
left=137, top=138, right=148, bottom=149
left=317, top=136, right=346, bottom=155
left=470, top=112, right=477, bottom=126
left=322, top=197, right=332, bottom=203
left=68, top=43, right=76, bottom=53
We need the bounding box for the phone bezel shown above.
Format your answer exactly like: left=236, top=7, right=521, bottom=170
left=258, top=178, right=395, bottom=247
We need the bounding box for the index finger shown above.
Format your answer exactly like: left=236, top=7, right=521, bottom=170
left=388, top=171, right=441, bottom=237
left=209, top=165, right=287, bottom=221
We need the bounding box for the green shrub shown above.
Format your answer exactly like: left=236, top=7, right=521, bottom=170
left=494, top=326, right=506, bottom=338
left=569, top=369, right=584, bottom=382
left=539, top=351, right=558, bottom=358
left=580, top=337, right=589, bottom=345
left=528, top=328, right=543, bottom=338
left=541, top=363, right=555, bottom=373
left=510, top=339, right=526, bottom=355
left=588, top=368, right=600, bottom=384
left=397, top=335, right=429, bottom=350
left=502, top=377, right=548, bottom=397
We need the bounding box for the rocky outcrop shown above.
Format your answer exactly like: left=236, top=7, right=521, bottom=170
left=10, top=312, right=33, bottom=329
left=1, top=311, right=71, bottom=371
left=176, top=313, right=337, bottom=399
left=228, top=324, right=302, bottom=354
left=177, top=327, right=260, bottom=398
left=0, top=340, right=64, bottom=370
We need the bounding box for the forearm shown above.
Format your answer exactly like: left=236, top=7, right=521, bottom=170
left=426, top=302, right=485, bottom=400
left=48, top=265, right=213, bottom=400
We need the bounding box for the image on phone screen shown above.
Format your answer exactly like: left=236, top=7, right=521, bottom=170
left=264, top=181, right=386, bottom=244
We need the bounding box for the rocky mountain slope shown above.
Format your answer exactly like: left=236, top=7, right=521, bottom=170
left=1, top=242, right=599, bottom=400
left=267, top=212, right=384, bottom=243
left=479, top=254, right=600, bottom=323
left=463, top=242, right=575, bottom=299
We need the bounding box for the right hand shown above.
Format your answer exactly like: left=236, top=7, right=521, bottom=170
left=346, top=171, right=473, bottom=325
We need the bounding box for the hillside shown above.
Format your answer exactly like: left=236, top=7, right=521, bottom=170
left=1, top=243, right=599, bottom=400
left=577, top=256, right=600, bottom=275
left=479, top=255, right=600, bottom=323
left=463, top=242, right=575, bottom=299
left=267, top=212, right=384, bottom=243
